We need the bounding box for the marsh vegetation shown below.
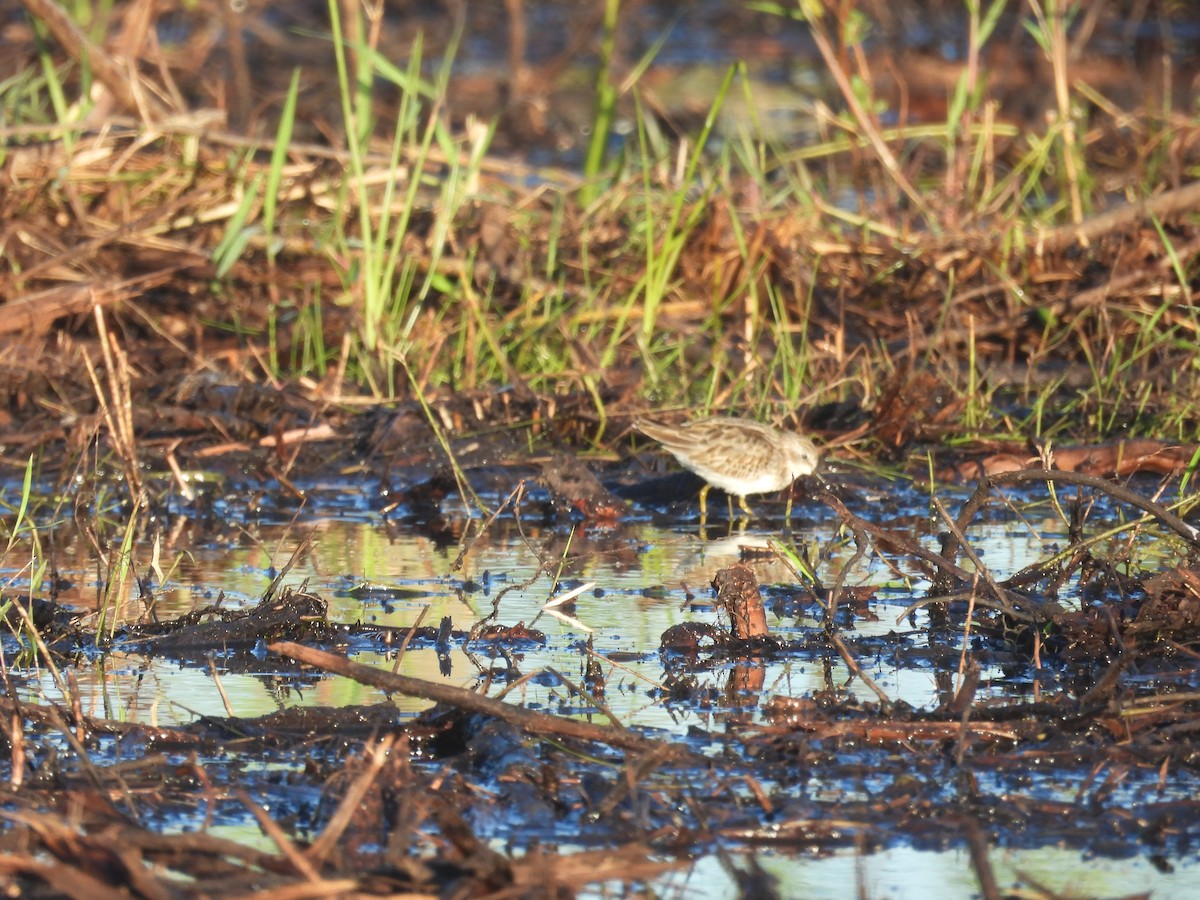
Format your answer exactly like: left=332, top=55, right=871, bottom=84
left=2, top=0, right=1200, bottom=896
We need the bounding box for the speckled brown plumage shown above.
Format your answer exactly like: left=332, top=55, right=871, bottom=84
left=635, top=416, right=820, bottom=518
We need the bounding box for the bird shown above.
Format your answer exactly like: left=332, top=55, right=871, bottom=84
left=634, top=416, right=820, bottom=519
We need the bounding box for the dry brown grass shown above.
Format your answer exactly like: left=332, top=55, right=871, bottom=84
left=2, top=0, right=1199, bottom=467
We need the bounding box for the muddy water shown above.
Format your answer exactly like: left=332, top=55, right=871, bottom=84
left=33, top=501, right=954, bottom=724
left=8, top=474, right=1200, bottom=898
left=35, top=514, right=867, bottom=727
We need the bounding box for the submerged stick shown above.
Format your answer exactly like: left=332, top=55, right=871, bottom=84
left=939, top=469, right=1200, bottom=590
left=829, top=632, right=893, bottom=714
left=269, top=641, right=685, bottom=756
left=816, top=482, right=1065, bottom=623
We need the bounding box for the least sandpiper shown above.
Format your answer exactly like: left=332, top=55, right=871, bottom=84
left=634, top=416, right=820, bottom=518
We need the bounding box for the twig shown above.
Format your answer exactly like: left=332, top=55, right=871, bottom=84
left=952, top=658, right=982, bottom=767
left=391, top=605, right=429, bottom=673
left=963, top=817, right=1002, bottom=900
left=584, top=648, right=668, bottom=694
left=814, top=483, right=969, bottom=584
left=236, top=789, right=322, bottom=882
left=305, top=735, right=396, bottom=867
left=803, top=7, right=931, bottom=222
left=895, top=590, right=1044, bottom=624
left=270, top=641, right=689, bottom=756
left=207, top=656, right=235, bottom=719
left=1037, top=179, right=1200, bottom=253
left=546, top=667, right=627, bottom=733
left=938, top=469, right=1200, bottom=594
left=16, top=0, right=169, bottom=118
left=927, top=495, right=1044, bottom=621
left=450, top=480, right=527, bottom=572
left=829, top=632, right=892, bottom=714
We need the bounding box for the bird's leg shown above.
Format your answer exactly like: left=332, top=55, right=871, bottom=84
left=784, top=490, right=794, bottom=522
left=737, top=496, right=754, bottom=519
left=698, top=484, right=711, bottom=522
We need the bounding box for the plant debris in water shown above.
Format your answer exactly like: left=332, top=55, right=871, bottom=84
left=3, top=0, right=1200, bottom=895
left=4, top=469, right=1200, bottom=896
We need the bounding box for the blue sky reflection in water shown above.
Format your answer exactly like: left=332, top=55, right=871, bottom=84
left=12, top=499, right=1191, bottom=729
left=8, top=481, right=1200, bottom=899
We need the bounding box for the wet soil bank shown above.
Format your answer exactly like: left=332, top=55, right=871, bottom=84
left=4, top=449, right=1200, bottom=895
left=4, top=1, right=1200, bottom=895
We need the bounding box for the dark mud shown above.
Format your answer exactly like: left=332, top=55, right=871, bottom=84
left=4, top=0, right=1200, bottom=895
left=4, top=446, right=1200, bottom=896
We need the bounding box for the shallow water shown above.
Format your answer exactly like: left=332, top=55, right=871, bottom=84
left=7, top=470, right=1200, bottom=897
left=25, top=494, right=1027, bottom=725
